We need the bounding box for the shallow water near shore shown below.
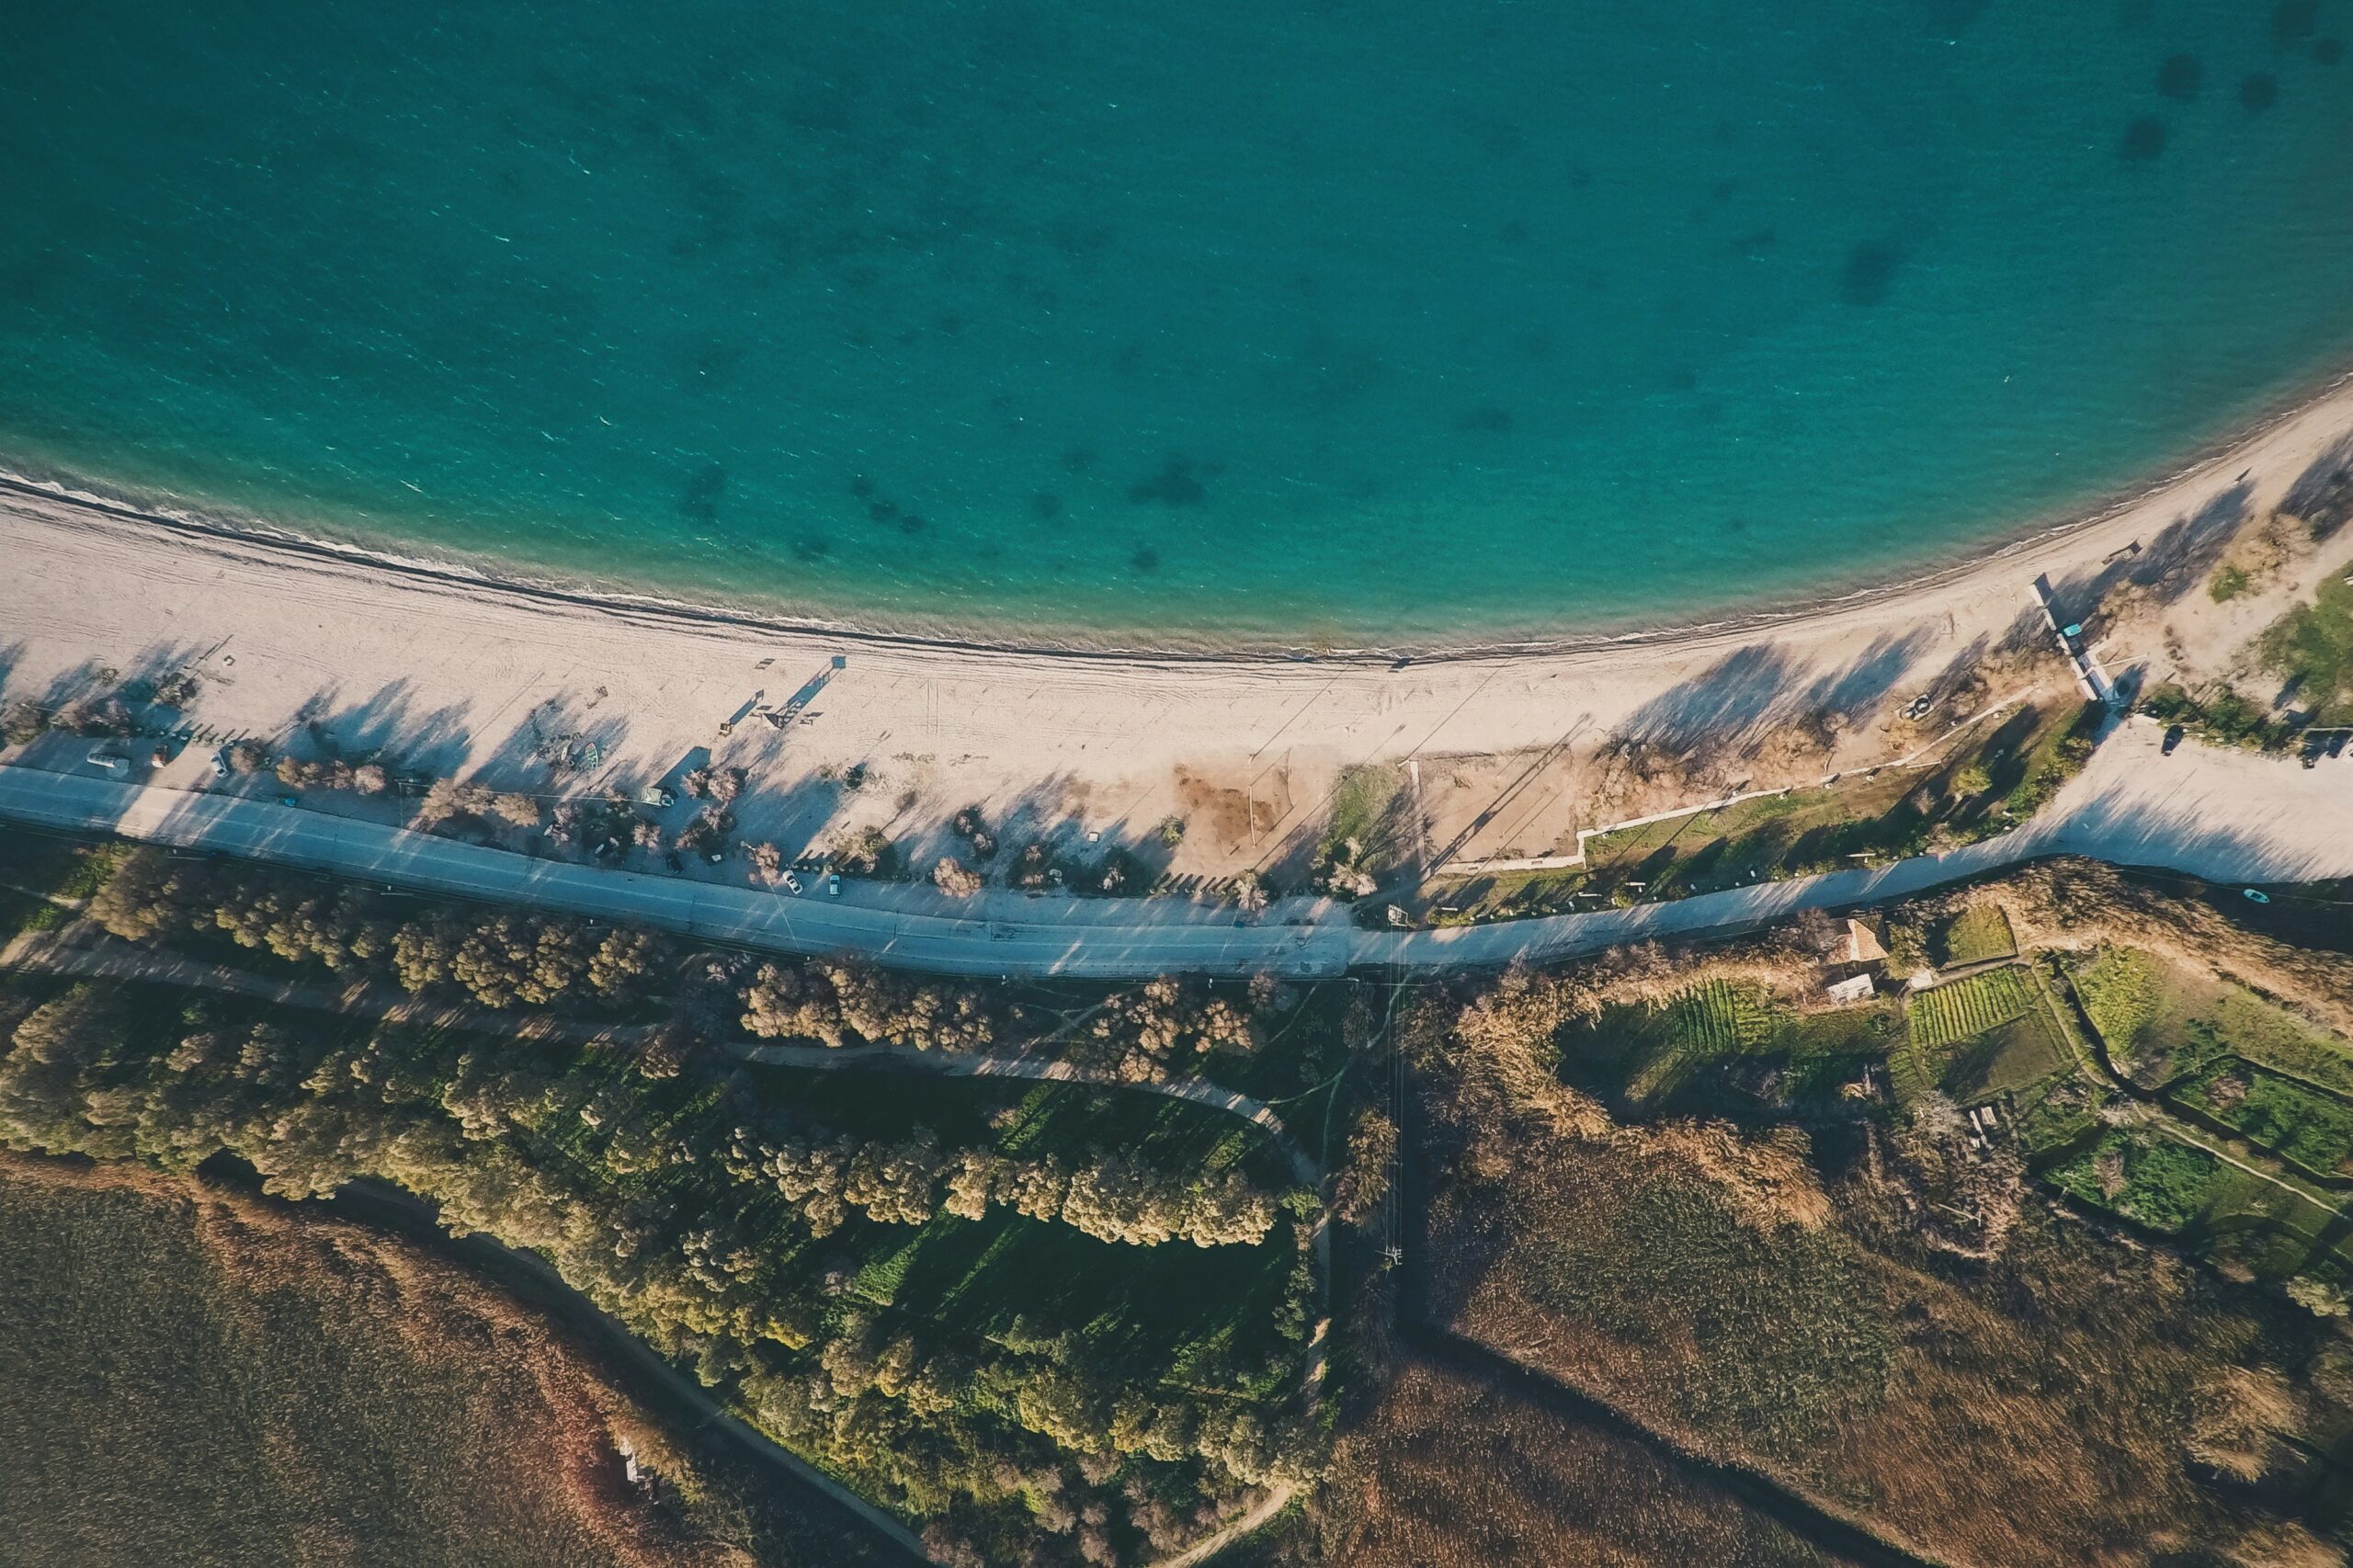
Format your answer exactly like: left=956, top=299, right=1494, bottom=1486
left=4, top=1, right=2353, bottom=644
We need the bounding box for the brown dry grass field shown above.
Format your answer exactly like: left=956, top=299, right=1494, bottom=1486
left=1309, top=1349, right=1850, bottom=1568
left=0, top=1154, right=900, bottom=1568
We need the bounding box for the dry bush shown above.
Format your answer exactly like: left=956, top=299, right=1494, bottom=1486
left=492, top=792, right=543, bottom=830
left=2227, top=1520, right=2344, bottom=1568
left=932, top=858, right=983, bottom=897
left=415, top=778, right=493, bottom=828
left=2184, top=1367, right=2296, bottom=1483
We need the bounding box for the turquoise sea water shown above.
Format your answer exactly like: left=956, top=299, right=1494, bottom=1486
left=4, top=2, right=2352, bottom=644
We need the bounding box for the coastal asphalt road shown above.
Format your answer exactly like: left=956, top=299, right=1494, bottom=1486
left=4, top=720, right=2348, bottom=978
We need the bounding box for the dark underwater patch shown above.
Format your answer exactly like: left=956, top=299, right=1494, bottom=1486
left=2275, top=0, right=2319, bottom=43
left=2241, top=72, right=2280, bottom=109
left=1128, top=456, right=1210, bottom=507
left=2157, top=54, right=2202, bottom=99
left=1131, top=545, right=1161, bottom=574
left=1455, top=404, right=1514, bottom=434
left=1029, top=492, right=1063, bottom=521
left=679, top=462, right=726, bottom=525
left=2316, top=37, right=2344, bottom=62
left=1840, top=241, right=1903, bottom=306
left=2118, top=117, right=2167, bottom=159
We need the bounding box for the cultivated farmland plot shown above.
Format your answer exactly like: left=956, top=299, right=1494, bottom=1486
left=1665, top=980, right=1778, bottom=1054
left=1908, top=967, right=2036, bottom=1051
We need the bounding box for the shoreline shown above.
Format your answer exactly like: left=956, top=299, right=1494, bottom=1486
left=10, top=355, right=2353, bottom=664
left=9, top=374, right=2353, bottom=890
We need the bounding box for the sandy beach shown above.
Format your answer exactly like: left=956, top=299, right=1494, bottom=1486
left=7, top=381, right=2353, bottom=887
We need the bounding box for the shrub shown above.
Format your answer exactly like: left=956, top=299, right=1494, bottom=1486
left=2209, top=563, right=2252, bottom=603
left=1, top=701, right=49, bottom=746
left=225, top=741, right=271, bottom=775
left=686, top=766, right=745, bottom=803
left=676, top=807, right=734, bottom=858
left=150, top=670, right=200, bottom=708
left=1332, top=1109, right=1398, bottom=1226
left=491, top=792, right=543, bottom=830
left=834, top=826, right=893, bottom=877
left=276, top=758, right=354, bottom=791
left=950, top=807, right=996, bottom=858
left=1009, top=842, right=1055, bottom=890
left=54, top=697, right=134, bottom=737
left=932, top=858, right=983, bottom=897
left=1094, top=849, right=1139, bottom=895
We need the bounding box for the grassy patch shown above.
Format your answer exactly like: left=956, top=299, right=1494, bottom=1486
left=1936, top=1008, right=2071, bottom=1105
left=2198, top=991, right=2353, bottom=1096
left=2258, top=571, right=2353, bottom=725
left=2138, top=681, right=2302, bottom=753
left=1934, top=903, right=2017, bottom=968
left=0, top=831, right=118, bottom=941
left=2075, top=949, right=2353, bottom=1096
left=1520, top=1172, right=1897, bottom=1449
left=1420, top=705, right=2098, bottom=925
left=2073, top=947, right=2165, bottom=1062
left=2048, top=1131, right=2220, bottom=1233
left=2177, top=1062, right=2353, bottom=1179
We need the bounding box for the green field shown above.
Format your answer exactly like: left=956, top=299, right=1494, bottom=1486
left=2177, top=1062, right=2353, bottom=1179
left=2047, top=1131, right=2221, bottom=1234
left=1935, top=1011, right=2072, bottom=1105
left=1907, top=968, right=2036, bottom=1051
left=2070, top=947, right=2169, bottom=1068
left=2071, top=947, right=2353, bottom=1096
left=1934, top=903, right=2017, bottom=968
